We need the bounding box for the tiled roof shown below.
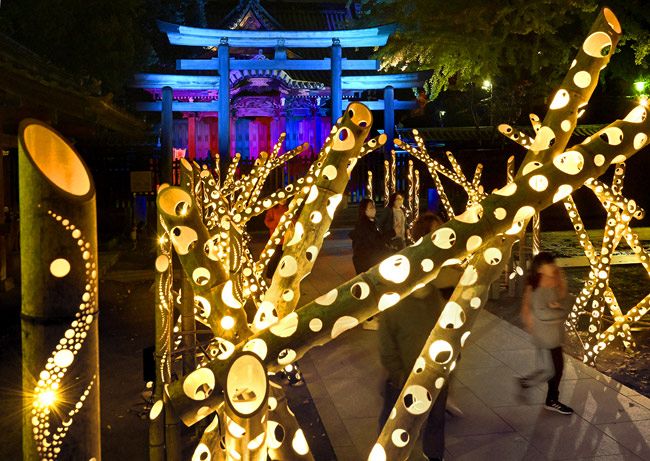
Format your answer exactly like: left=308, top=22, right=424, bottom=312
left=210, top=0, right=353, bottom=31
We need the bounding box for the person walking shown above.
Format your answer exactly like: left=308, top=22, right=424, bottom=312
left=380, top=192, right=408, bottom=251
left=519, top=251, right=574, bottom=415
left=378, top=212, right=454, bottom=461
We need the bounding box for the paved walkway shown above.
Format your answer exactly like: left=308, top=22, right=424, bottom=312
left=295, top=244, right=650, bottom=461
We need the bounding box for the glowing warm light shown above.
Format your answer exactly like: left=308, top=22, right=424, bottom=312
left=221, top=315, right=235, bottom=330
left=37, top=389, right=57, bottom=408
left=292, top=429, right=310, bottom=455
left=639, top=95, right=648, bottom=108
left=634, top=81, right=646, bottom=92
left=369, top=443, right=387, bottom=461
left=481, top=79, right=492, bottom=90
left=50, top=258, right=71, bottom=277
left=379, top=255, right=411, bottom=283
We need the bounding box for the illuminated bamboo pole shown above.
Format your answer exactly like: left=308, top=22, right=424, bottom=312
left=581, top=202, right=626, bottom=364
left=565, top=167, right=638, bottom=359
left=213, top=153, right=221, bottom=189
left=414, top=170, right=420, bottom=223
left=498, top=7, right=622, bottom=292
left=471, top=163, right=483, bottom=195
left=367, top=170, right=373, bottom=199
left=390, top=149, right=396, bottom=194
left=180, top=275, right=197, bottom=375
left=193, top=410, right=226, bottom=461
left=431, top=169, right=454, bottom=219
left=266, top=382, right=314, bottom=460
left=383, top=160, right=390, bottom=203
left=504, top=155, right=517, bottom=295
left=178, top=161, right=200, bottom=375
left=256, top=103, right=376, bottom=328
left=517, top=8, right=621, bottom=172
left=222, top=353, right=269, bottom=461
left=407, top=159, right=414, bottom=241
left=530, top=113, right=541, bottom=133
left=157, top=185, right=250, bottom=341
left=444, top=151, right=483, bottom=204
left=372, top=235, right=516, bottom=460
left=19, top=120, right=100, bottom=460
left=150, top=207, right=172, bottom=461
left=165, top=104, right=650, bottom=425
left=222, top=153, right=241, bottom=191
left=532, top=212, right=541, bottom=256
left=498, top=125, right=534, bottom=149
left=595, top=224, right=649, bottom=348
left=407, top=159, right=414, bottom=212
left=602, top=292, right=649, bottom=338
left=561, top=169, right=638, bottom=353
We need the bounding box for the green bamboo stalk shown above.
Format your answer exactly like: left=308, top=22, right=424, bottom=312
left=266, top=382, right=315, bottom=461
left=19, top=120, right=100, bottom=460
left=150, top=205, right=172, bottom=461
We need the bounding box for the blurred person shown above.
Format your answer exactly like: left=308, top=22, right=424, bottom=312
left=380, top=192, right=408, bottom=250
left=518, top=252, right=574, bottom=415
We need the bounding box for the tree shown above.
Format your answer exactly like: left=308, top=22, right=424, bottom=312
left=357, top=0, right=650, bottom=123
left=0, top=0, right=151, bottom=97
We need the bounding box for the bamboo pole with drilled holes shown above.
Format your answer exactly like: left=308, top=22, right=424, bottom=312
left=19, top=120, right=100, bottom=461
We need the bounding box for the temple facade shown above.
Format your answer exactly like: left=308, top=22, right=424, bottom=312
left=132, top=0, right=427, bottom=164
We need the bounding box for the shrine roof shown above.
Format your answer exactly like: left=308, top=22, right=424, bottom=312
left=158, top=20, right=395, bottom=48
left=0, top=32, right=147, bottom=145
left=211, top=0, right=355, bottom=32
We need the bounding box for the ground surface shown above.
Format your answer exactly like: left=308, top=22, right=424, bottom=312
left=1, top=228, right=648, bottom=459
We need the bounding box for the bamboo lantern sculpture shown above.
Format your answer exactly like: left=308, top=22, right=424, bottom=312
left=561, top=166, right=649, bottom=364
left=151, top=104, right=387, bottom=460
left=154, top=9, right=650, bottom=461
left=19, top=120, right=100, bottom=460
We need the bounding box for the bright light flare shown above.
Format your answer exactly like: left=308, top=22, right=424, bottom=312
left=36, top=389, right=57, bottom=408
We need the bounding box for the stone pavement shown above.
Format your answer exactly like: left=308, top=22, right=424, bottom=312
left=295, top=239, right=650, bottom=461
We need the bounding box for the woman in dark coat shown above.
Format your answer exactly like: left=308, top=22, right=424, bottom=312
left=349, top=198, right=391, bottom=274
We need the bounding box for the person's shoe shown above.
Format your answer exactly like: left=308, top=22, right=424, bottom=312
left=544, top=400, right=574, bottom=415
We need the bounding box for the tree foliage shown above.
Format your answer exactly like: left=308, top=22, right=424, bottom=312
left=0, top=0, right=155, bottom=97
left=358, top=0, right=650, bottom=106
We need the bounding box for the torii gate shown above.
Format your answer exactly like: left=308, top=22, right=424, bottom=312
left=131, top=21, right=431, bottom=182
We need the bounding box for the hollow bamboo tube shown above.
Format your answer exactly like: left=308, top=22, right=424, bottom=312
left=19, top=119, right=100, bottom=460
